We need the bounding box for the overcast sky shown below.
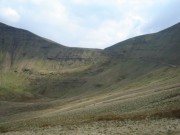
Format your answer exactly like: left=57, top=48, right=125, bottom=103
left=0, top=0, right=180, bottom=49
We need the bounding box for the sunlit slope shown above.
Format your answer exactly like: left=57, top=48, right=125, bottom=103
left=0, top=22, right=180, bottom=133
left=0, top=65, right=179, bottom=132
left=0, top=22, right=179, bottom=100
left=0, top=22, right=106, bottom=100
left=32, top=22, right=180, bottom=99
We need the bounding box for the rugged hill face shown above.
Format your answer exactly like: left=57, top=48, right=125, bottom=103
left=0, top=22, right=108, bottom=100
left=0, top=22, right=106, bottom=71
left=0, top=22, right=179, bottom=101
left=105, top=22, right=180, bottom=65
left=0, top=22, right=180, bottom=134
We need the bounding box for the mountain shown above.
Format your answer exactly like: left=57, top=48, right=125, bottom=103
left=0, top=22, right=180, bottom=134
left=0, top=22, right=106, bottom=71
left=0, top=22, right=107, bottom=100
left=0, top=22, right=179, bottom=99
left=105, top=22, right=180, bottom=65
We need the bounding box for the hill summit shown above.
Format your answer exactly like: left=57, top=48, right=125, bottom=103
left=0, top=22, right=105, bottom=71
left=105, top=22, right=180, bottom=65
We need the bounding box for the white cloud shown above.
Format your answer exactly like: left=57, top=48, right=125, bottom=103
left=76, top=12, right=148, bottom=48
left=68, top=0, right=151, bottom=48
left=51, top=0, right=163, bottom=48
left=0, top=0, right=179, bottom=48
left=29, top=0, right=69, bottom=24
left=0, top=7, right=20, bottom=23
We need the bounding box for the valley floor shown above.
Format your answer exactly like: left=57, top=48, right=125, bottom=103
left=1, top=118, right=180, bottom=135
left=0, top=66, right=180, bottom=134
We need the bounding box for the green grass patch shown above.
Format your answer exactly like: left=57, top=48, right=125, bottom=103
left=0, top=71, right=29, bottom=94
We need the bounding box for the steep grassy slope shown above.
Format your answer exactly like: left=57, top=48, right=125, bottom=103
left=1, top=22, right=179, bottom=100
left=0, top=22, right=180, bottom=134
left=0, top=65, right=179, bottom=133
left=0, top=22, right=107, bottom=100
left=105, top=22, right=180, bottom=65
left=0, top=22, right=106, bottom=71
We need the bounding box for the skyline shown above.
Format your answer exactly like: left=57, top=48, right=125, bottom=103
left=0, top=0, right=180, bottom=49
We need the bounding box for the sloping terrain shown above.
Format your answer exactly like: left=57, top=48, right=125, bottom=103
left=105, top=22, right=180, bottom=64
left=0, top=22, right=180, bottom=134
left=0, top=22, right=107, bottom=100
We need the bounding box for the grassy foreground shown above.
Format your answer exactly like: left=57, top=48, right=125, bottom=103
left=0, top=66, right=179, bottom=134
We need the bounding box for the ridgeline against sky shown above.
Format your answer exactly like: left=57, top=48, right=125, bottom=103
left=0, top=0, right=180, bottom=48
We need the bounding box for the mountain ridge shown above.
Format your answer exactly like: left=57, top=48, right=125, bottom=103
left=105, top=22, right=180, bottom=65
left=0, top=22, right=180, bottom=134
left=0, top=22, right=106, bottom=71
left=0, top=22, right=180, bottom=100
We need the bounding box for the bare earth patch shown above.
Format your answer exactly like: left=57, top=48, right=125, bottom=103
left=2, top=118, right=180, bottom=135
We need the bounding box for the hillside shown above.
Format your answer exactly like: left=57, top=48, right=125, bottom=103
left=0, top=22, right=106, bottom=71
left=105, top=22, right=180, bottom=65
left=0, top=22, right=107, bottom=100
left=0, top=22, right=180, bottom=134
